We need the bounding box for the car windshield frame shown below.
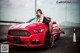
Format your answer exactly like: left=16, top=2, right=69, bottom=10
left=27, top=18, right=36, bottom=23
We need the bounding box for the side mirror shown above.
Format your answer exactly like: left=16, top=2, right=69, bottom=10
left=60, top=31, right=65, bottom=34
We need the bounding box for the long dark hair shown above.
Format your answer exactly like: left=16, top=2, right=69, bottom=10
left=36, top=9, right=43, bottom=14
left=36, top=9, right=43, bottom=18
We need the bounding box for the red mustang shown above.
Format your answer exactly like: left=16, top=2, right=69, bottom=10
left=7, top=18, right=61, bottom=48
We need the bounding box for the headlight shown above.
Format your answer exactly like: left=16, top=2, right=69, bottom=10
left=33, top=29, right=44, bottom=33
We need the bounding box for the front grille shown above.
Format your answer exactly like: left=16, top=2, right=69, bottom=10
left=8, top=37, right=28, bottom=44
left=8, top=30, right=30, bottom=36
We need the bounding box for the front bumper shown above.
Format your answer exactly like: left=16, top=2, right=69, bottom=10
left=7, top=34, right=44, bottom=47
left=8, top=42, right=43, bottom=47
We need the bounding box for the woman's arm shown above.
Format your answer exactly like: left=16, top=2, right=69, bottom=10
left=40, top=14, right=44, bottom=23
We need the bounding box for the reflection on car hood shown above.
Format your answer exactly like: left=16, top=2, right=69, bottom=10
left=9, top=23, right=46, bottom=30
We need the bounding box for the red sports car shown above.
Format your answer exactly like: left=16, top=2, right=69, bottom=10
left=7, top=17, right=61, bottom=48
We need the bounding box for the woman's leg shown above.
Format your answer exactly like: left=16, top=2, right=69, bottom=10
left=49, top=21, right=55, bottom=47
left=49, top=21, right=52, bottom=34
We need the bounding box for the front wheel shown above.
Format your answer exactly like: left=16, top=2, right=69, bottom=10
left=43, top=30, right=50, bottom=49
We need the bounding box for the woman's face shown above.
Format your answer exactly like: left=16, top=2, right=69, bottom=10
left=37, top=11, right=41, bottom=15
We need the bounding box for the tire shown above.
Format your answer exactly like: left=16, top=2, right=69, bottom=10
left=43, top=30, right=51, bottom=49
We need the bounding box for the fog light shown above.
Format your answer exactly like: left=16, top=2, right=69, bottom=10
left=32, top=39, right=41, bottom=44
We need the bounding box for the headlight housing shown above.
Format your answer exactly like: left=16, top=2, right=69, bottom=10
left=33, top=29, right=44, bottom=33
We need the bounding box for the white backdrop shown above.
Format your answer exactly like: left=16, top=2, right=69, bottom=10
left=0, top=0, right=80, bottom=24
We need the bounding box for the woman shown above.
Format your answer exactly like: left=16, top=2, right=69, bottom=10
left=35, top=9, right=44, bottom=23
left=35, top=9, right=54, bottom=47
left=36, top=9, right=52, bottom=33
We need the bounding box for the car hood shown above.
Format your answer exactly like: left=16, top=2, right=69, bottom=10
left=9, top=23, right=46, bottom=30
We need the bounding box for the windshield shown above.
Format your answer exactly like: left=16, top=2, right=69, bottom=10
left=27, top=18, right=36, bottom=23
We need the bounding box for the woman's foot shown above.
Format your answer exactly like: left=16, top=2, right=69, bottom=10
left=50, top=34, right=55, bottom=48
left=51, top=44, right=55, bottom=48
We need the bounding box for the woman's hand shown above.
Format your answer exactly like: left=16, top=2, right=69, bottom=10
left=34, top=20, right=40, bottom=24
